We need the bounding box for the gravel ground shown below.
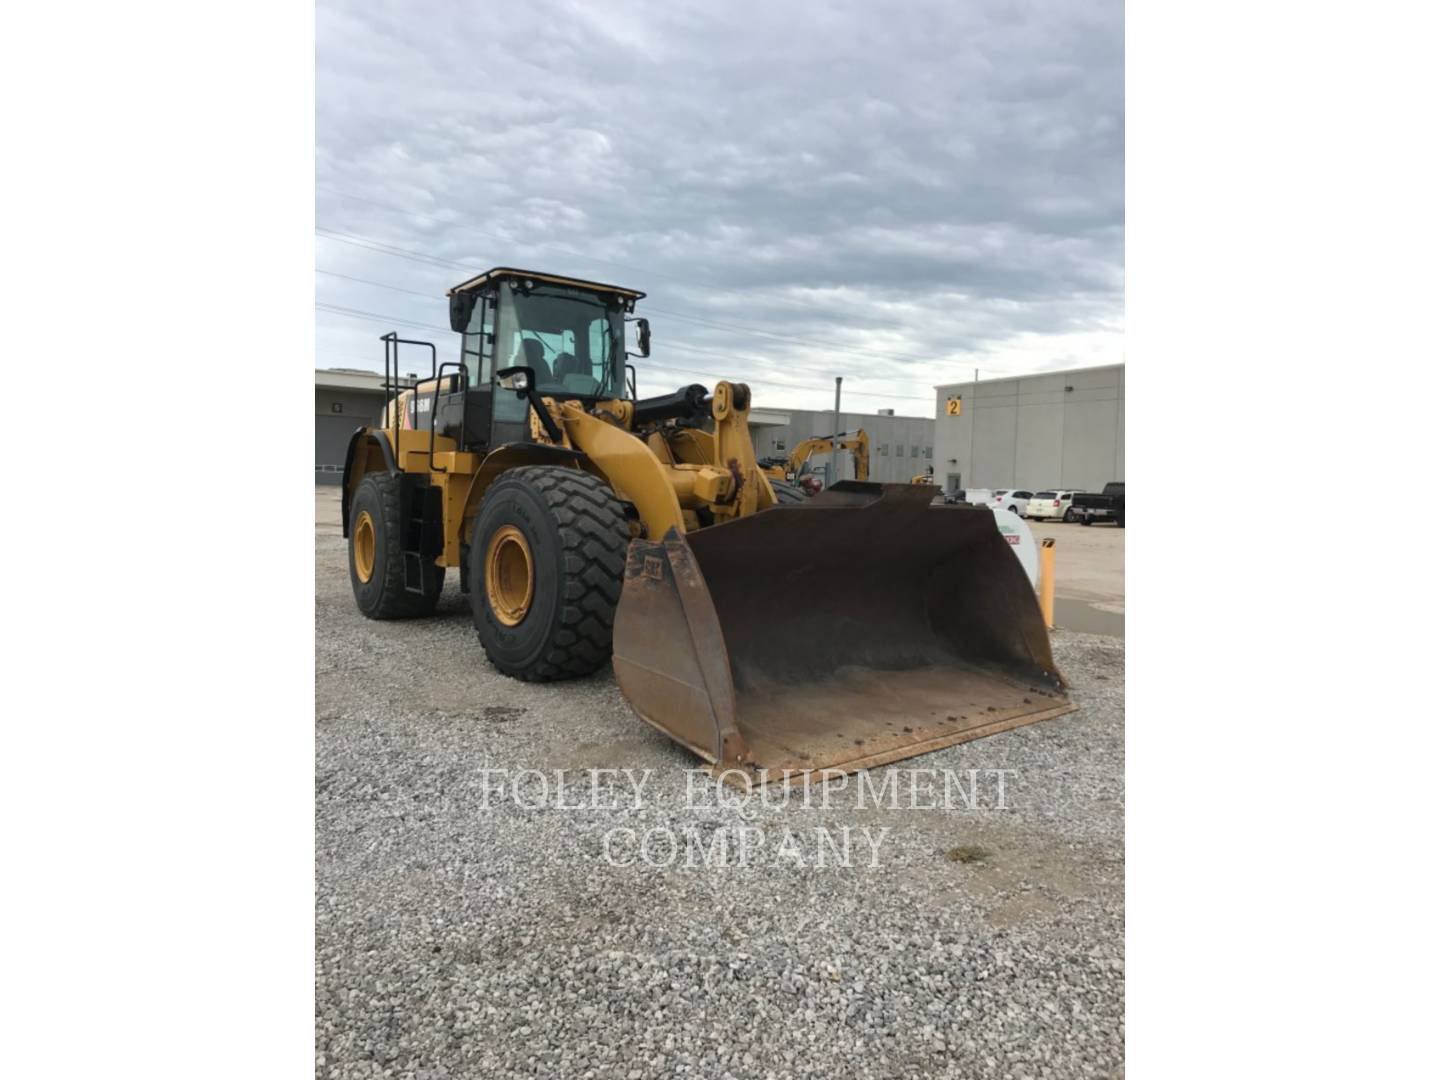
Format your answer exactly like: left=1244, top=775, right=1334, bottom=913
left=316, top=523, right=1125, bottom=1079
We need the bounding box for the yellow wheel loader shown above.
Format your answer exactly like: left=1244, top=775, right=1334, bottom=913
left=341, top=268, right=1072, bottom=781
left=760, top=429, right=870, bottom=487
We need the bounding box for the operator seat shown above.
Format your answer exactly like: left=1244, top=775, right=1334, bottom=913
left=552, top=351, right=583, bottom=380
left=520, top=339, right=552, bottom=384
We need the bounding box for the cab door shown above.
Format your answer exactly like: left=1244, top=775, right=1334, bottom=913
left=457, top=292, right=502, bottom=452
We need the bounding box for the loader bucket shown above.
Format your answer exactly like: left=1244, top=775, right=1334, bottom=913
left=612, top=482, right=1074, bottom=783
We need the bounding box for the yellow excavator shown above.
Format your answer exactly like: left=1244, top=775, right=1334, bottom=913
left=760, top=430, right=870, bottom=492
left=341, top=268, right=1071, bottom=782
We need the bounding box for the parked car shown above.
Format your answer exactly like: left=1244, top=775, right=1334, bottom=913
left=1024, top=490, right=1082, bottom=522
left=1073, top=482, right=1125, bottom=527
left=992, top=489, right=1033, bottom=514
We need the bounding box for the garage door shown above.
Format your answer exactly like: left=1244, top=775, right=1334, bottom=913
left=316, top=415, right=359, bottom=485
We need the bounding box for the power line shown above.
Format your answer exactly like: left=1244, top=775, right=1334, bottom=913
left=313, top=299, right=935, bottom=403
left=316, top=228, right=464, bottom=272
left=313, top=302, right=934, bottom=404
left=641, top=359, right=933, bottom=405
left=314, top=256, right=938, bottom=400
left=318, top=184, right=890, bottom=324
left=315, top=302, right=446, bottom=334
left=315, top=269, right=436, bottom=298
left=314, top=225, right=947, bottom=366
left=315, top=185, right=974, bottom=367
left=313, top=280, right=933, bottom=402
left=640, top=305, right=938, bottom=364
left=317, top=184, right=671, bottom=290
left=649, top=340, right=933, bottom=402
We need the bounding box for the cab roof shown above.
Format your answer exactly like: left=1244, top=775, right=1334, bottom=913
left=446, top=267, right=645, bottom=300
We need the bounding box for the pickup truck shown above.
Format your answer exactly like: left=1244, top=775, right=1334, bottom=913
left=1073, top=482, right=1125, bottom=527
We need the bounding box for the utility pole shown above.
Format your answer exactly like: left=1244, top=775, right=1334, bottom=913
left=830, top=377, right=843, bottom=487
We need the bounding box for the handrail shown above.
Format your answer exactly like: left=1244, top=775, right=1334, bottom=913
left=428, top=361, right=470, bottom=472
left=378, top=333, right=437, bottom=470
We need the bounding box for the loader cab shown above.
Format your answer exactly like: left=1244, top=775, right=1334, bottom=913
left=434, top=268, right=645, bottom=452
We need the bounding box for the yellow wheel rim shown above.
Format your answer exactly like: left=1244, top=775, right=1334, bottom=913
left=354, top=510, right=376, bottom=584
left=485, top=525, right=534, bottom=626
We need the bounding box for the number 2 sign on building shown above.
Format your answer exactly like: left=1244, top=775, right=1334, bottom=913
left=945, top=396, right=962, bottom=416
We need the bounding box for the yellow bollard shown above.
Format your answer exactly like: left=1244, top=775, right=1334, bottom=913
left=1038, top=538, right=1056, bottom=629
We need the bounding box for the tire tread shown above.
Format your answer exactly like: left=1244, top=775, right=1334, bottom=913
left=476, top=466, right=628, bottom=682
left=351, top=472, right=444, bottom=619
left=769, top=478, right=807, bottom=504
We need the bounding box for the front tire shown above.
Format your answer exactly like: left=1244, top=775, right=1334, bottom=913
left=1063, top=507, right=1077, bottom=523
left=769, top=479, right=807, bottom=504
left=348, top=472, right=444, bottom=619
left=469, top=466, right=628, bottom=681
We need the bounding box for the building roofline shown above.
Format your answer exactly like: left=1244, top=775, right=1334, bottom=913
left=932, top=362, right=1123, bottom=392
left=316, top=371, right=795, bottom=428
left=759, top=405, right=934, bottom=421
left=316, top=368, right=415, bottom=391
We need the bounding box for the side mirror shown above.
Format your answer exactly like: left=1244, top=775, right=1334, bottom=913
left=449, top=291, right=478, bottom=333
left=496, top=365, right=563, bottom=443
left=496, top=366, right=534, bottom=393
left=626, top=317, right=650, bottom=358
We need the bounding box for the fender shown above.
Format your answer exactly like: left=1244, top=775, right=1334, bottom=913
left=340, top=428, right=398, bottom=538
left=459, top=442, right=600, bottom=543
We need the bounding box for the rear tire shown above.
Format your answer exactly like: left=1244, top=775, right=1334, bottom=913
left=769, top=479, right=807, bottom=504
left=469, top=466, right=628, bottom=681
left=348, top=472, right=445, bottom=619
left=1063, top=507, right=1076, bottom=523
left=1081, top=516, right=1092, bottom=526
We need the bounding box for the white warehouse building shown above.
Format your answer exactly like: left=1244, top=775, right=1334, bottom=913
left=932, top=364, right=1124, bottom=495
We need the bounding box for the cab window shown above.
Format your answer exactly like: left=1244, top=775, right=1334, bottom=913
left=495, top=281, right=624, bottom=399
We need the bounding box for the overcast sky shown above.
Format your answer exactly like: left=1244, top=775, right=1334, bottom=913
left=317, top=0, right=1122, bottom=415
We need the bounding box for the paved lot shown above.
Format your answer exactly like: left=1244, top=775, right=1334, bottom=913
left=1025, top=518, right=1123, bottom=613
left=316, top=485, right=1124, bottom=1079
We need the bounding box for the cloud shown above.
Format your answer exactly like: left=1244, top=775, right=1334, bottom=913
left=317, top=0, right=1123, bottom=413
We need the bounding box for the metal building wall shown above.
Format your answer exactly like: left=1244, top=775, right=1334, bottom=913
left=316, top=388, right=387, bottom=484
left=931, top=365, right=1124, bottom=494
left=312, top=381, right=939, bottom=490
